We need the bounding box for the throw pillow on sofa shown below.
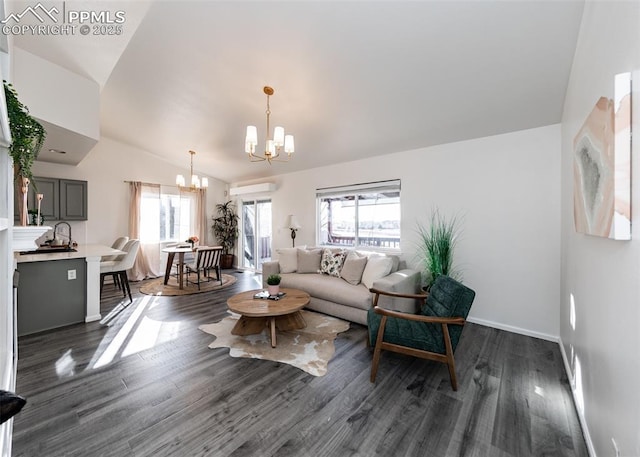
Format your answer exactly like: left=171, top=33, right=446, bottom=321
left=276, top=246, right=306, bottom=273
left=361, top=255, right=393, bottom=289
left=320, top=248, right=346, bottom=277
left=277, top=247, right=303, bottom=273
left=340, top=251, right=368, bottom=285
left=297, top=248, right=323, bottom=273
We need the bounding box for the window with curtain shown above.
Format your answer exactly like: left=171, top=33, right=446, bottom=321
left=316, top=179, right=401, bottom=250
left=140, top=186, right=197, bottom=243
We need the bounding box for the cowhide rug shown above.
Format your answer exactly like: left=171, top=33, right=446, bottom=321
left=199, top=310, right=350, bottom=376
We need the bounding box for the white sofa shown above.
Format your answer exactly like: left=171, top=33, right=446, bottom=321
left=261, top=247, right=421, bottom=325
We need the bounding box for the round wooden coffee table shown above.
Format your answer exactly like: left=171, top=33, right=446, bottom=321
left=227, top=288, right=310, bottom=348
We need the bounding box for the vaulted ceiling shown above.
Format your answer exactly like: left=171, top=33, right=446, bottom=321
left=11, top=0, right=584, bottom=183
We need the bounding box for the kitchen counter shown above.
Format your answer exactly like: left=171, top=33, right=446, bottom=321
left=16, top=244, right=122, bottom=263
left=16, top=244, right=125, bottom=329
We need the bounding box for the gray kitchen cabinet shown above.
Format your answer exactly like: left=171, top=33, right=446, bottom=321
left=16, top=258, right=87, bottom=335
left=15, top=177, right=87, bottom=222
left=29, top=177, right=59, bottom=220
left=59, top=179, right=88, bottom=220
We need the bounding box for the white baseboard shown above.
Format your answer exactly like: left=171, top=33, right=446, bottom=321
left=85, top=314, right=101, bottom=323
left=558, top=337, right=597, bottom=457
left=466, top=316, right=559, bottom=342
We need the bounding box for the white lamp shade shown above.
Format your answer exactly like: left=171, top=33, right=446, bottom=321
left=245, top=125, right=258, bottom=145
left=284, top=135, right=295, bottom=153
left=176, top=174, right=186, bottom=187
left=273, top=126, right=285, bottom=147
left=267, top=140, right=275, bottom=156
left=287, top=214, right=301, bottom=230
left=201, top=177, right=209, bottom=188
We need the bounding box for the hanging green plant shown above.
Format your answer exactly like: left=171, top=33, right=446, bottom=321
left=3, top=80, right=46, bottom=182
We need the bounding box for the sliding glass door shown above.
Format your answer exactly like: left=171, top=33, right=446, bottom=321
left=241, top=199, right=272, bottom=272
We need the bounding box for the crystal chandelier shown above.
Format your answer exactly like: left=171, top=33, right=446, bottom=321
left=245, top=86, right=295, bottom=163
left=176, top=150, right=208, bottom=189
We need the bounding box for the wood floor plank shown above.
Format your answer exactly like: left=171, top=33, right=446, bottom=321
left=11, top=271, right=588, bottom=457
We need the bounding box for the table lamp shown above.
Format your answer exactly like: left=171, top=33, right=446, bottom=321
left=287, top=215, right=301, bottom=247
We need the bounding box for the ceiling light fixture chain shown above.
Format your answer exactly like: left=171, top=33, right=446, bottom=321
left=245, top=85, right=295, bottom=164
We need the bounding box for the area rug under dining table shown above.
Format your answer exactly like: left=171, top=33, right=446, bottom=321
left=199, top=310, right=350, bottom=376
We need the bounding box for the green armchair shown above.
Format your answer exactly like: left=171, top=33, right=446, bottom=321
left=367, top=275, right=476, bottom=391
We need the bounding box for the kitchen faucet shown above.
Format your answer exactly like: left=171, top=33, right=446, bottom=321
left=53, top=222, right=72, bottom=246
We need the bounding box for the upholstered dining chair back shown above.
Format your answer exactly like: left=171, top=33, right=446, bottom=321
left=102, top=236, right=129, bottom=261
left=117, top=239, right=140, bottom=272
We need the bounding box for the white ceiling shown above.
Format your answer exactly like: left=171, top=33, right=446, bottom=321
left=12, top=0, right=585, bottom=183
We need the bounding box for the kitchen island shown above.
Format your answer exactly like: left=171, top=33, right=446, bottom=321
left=15, top=244, right=124, bottom=335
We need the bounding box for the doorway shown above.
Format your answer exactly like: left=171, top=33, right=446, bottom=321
left=241, top=199, right=272, bottom=272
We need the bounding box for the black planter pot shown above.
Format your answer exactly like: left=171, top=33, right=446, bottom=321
left=220, top=254, right=234, bottom=269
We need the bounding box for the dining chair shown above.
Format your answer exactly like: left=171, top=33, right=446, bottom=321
left=185, top=246, right=223, bottom=290
left=101, top=236, right=129, bottom=290
left=102, top=236, right=129, bottom=261
left=165, top=242, right=195, bottom=279
left=100, top=239, right=140, bottom=302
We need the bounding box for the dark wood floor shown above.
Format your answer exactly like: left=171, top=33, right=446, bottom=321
left=11, top=271, right=588, bottom=456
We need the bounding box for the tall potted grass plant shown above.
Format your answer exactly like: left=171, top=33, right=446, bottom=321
left=416, top=209, right=462, bottom=289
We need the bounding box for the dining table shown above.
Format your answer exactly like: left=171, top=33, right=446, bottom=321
left=162, top=245, right=197, bottom=290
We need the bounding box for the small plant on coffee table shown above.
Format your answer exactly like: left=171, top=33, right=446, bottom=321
left=267, top=274, right=281, bottom=296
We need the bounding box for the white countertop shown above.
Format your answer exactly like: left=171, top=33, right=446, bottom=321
left=15, top=244, right=125, bottom=263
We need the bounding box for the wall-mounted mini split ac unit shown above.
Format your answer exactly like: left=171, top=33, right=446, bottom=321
left=229, top=182, right=277, bottom=196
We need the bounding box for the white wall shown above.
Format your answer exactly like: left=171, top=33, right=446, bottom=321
left=234, top=124, right=561, bottom=339
left=31, top=136, right=228, bottom=247
left=13, top=48, right=99, bottom=140
left=560, top=2, right=640, bottom=456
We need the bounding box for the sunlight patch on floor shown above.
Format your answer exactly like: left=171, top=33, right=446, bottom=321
left=55, top=349, right=76, bottom=378
left=89, top=293, right=180, bottom=369
left=92, top=296, right=152, bottom=369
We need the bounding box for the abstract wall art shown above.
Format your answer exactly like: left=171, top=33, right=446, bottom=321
left=573, top=72, right=631, bottom=240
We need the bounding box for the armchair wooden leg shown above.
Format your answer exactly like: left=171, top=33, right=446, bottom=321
left=442, top=323, right=458, bottom=391
left=370, top=316, right=388, bottom=383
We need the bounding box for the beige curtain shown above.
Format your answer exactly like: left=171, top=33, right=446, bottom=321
left=129, top=182, right=162, bottom=280
left=195, top=188, right=207, bottom=245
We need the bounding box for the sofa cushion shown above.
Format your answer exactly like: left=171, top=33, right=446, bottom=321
left=340, top=251, right=368, bottom=285
left=361, top=256, right=393, bottom=289
left=357, top=251, right=400, bottom=273
left=320, top=248, right=346, bottom=277
left=277, top=247, right=299, bottom=273
left=280, top=273, right=371, bottom=310
left=297, top=248, right=322, bottom=273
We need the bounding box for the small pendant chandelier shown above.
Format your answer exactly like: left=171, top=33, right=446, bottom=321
left=176, top=150, right=208, bottom=189
left=245, top=86, right=295, bottom=163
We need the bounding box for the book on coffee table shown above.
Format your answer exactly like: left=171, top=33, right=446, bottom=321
left=253, top=290, right=286, bottom=300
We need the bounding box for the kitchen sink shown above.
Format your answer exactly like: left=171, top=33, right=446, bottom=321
left=20, top=246, right=78, bottom=255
